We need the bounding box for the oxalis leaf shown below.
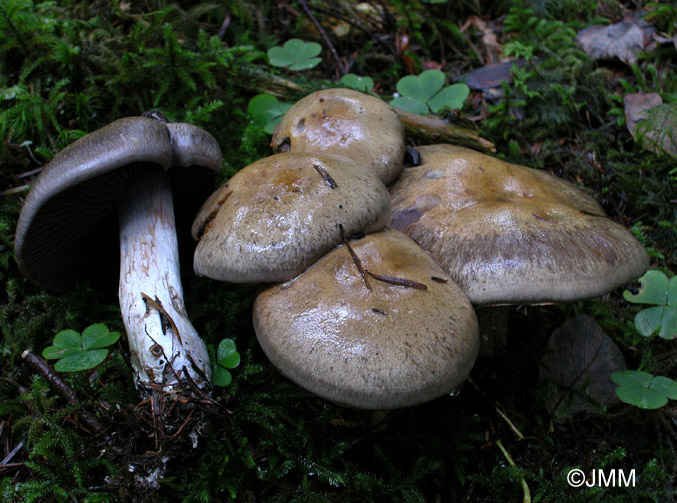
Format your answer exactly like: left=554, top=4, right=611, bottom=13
left=247, top=94, right=292, bottom=134
left=611, top=370, right=677, bottom=409
left=339, top=74, right=374, bottom=93
left=209, top=338, right=240, bottom=387
left=623, top=270, right=676, bottom=339
left=390, top=70, right=469, bottom=115
left=268, top=39, right=322, bottom=71
left=55, top=350, right=110, bottom=372
left=43, top=324, right=120, bottom=372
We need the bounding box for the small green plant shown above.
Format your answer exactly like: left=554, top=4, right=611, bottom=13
left=623, top=270, right=676, bottom=339
left=390, top=70, right=469, bottom=115
left=208, top=338, right=240, bottom=387
left=611, top=370, right=677, bottom=409
left=42, top=323, right=120, bottom=372
left=247, top=93, right=292, bottom=134
left=267, top=39, right=322, bottom=70
left=339, top=74, right=374, bottom=92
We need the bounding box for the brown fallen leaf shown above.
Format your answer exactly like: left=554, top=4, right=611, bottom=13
left=539, top=315, right=627, bottom=421
left=575, top=17, right=655, bottom=64
left=624, top=93, right=677, bottom=158
left=456, top=61, right=517, bottom=91
left=653, top=32, right=677, bottom=51
left=461, top=16, right=503, bottom=65
left=624, top=92, right=663, bottom=134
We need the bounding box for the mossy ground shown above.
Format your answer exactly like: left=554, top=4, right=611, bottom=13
left=0, top=1, right=675, bottom=502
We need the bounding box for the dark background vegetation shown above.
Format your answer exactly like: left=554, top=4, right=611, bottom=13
left=0, top=0, right=675, bottom=501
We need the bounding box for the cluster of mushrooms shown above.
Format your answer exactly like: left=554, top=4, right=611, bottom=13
left=14, top=90, right=649, bottom=410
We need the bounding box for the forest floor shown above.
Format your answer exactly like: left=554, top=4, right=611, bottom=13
left=0, top=1, right=675, bottom=502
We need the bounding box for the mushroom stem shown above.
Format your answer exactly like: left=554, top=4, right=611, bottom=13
left=117, top=167, right=211, bottom=391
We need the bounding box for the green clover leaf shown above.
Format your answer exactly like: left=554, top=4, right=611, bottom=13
left=623, top=270, right=676, bottom=339
left=209, top=338, right=241, bottom=387
left=43, top=324, right=120, bottom=372
left=339, top=74, right=374, bottom=93
left=247, top=94, right=292, bottom=134
left=268, top=39, right=322, bottom=71
left=390, top=70, right=469, bottom=115
left=611, top=370, right=677, bottom=409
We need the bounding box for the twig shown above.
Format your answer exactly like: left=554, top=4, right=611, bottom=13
left=142, top=293, right=182, bottom=344
left=394, top=108, right=496, bottom=153
left=213, top=63, right=495, bottom=152
left=495, top=439, right=531, bottom=503
left=338, top=224, right=370, bottom=291
left=0, top=185, right=30, bottom=196
left=1, top=441, right=23, bottom=465
left=297, top=0, right=346, bottom=76
left=16, top=166, right=43, bottom=179
left=21, top=350, right=110, bottom=440
left=306, top=5, right=374, bottom=37
left=365, top=270, right=427, bottom=290
left=217, top=13, right=231, bottom=39
left=313, top=163, right=338, bottom=188
left=496, top=406, right=525, bottom=440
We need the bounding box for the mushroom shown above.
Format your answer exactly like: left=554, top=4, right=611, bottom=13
left=389, top=144, right=649, bottom=305
left=192, top=152, right=391, bottom=283
left=14, top=115, right=221, bottom=391
left=253, top=227, right=479, bottom=410
left=271, top=88, right=406, bottom=185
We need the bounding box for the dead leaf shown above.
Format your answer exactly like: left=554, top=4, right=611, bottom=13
left=624, top=92, right=663, bottom=134
left=575, top=18, right=655, bottom=64
left=653, top=32, right=677, bottom=51
left=456, top=61, right=518, bottom=91
left=461, top=16, right=502, bottom=65
left=539, top=315, right=627, bottom=421
left=422, top=60, right=442, bottom=71
left=624, top=93, right=677, bottom=158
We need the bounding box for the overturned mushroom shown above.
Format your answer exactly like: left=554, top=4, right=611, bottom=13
left=253, top=228, right=479, bottom=410
left=14, top=116, right=221, bottom=391
left=389, top=144, right=649, bottom=305
left=271, top=88, right=406, bottom=185
left=192, top=152, right=391, bottom=283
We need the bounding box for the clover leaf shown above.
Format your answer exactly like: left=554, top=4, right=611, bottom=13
left=247, top=94, right=292, bottom=134
left=623, top=270, right=676, bottom=339
left=267, top=39, right=322, bottom=71
left=611, top=370, right=677, bottom=409
left=390, top=70, right=469, bottom=115
left=43, top=323, right=120, bottom=372
left=339, top=74, right=374, bottom=93
left=209, top=338, right=241, bottom=387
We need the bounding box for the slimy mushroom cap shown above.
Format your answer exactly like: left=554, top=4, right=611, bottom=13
left=192, top=152, right=391, bottom=283
left=253, top=227, right=479, bottom=410
left=389, top=144, right=649, bottom=305
left=14, top=117, right=221, bottom=290
left=271, top=88, right=405, bottom=185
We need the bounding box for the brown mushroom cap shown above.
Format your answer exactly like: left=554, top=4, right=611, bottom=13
left=14, top=117, right=221, bottom=290
left=389, top=144, right=649, bottom=305
left=271, top=88, right=405, bottom=185
left=253, top=227, right=479, bottom=410
left=192, top=152, right=391, bottom=283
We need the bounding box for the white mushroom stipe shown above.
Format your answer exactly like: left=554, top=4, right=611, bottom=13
left=118, top=168, right=211, bottom=390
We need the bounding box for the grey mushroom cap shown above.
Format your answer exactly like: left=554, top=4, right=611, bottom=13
left=192, top=152, right=391, bottom=283
left=389, top=144, right=650, bottom=305
left=253, top=227, right=480, bottom=410
left=271, top=88, right=406, bottom=185
left=14, top=117, right=222, bottom=290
